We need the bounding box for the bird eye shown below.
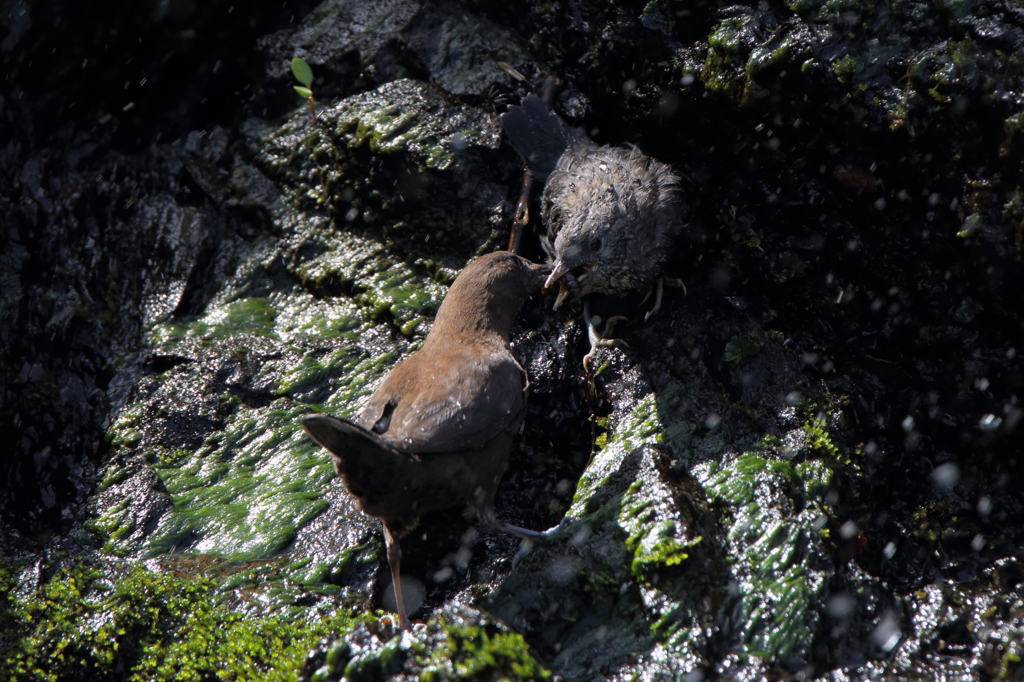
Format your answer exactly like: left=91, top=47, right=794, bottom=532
left=589, top=237, right=602, bottom=252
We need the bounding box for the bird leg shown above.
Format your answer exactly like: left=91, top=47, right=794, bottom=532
left=493, top=516, right=568, bottom=541
left=383, top=524, right=412, bottom=631
left=477, top=506, right=568, bottom=541
left=509, top=169, right=534, bottom=254
left=582, top=299, right=629, bottom=373
left=483, top=512, right=571, bottom=570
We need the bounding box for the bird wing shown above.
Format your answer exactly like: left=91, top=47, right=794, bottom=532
left=359, top=346, right=527, bottom=455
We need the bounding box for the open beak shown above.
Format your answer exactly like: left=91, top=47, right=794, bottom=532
left=544, top=260, right=571, bottom=290
left=544, top=259, right=590, bottom=310
left=553, top=283, right=571, bottom=310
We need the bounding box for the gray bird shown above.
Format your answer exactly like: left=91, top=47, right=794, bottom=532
left=502, top=95, right=684, bottom=307
left=302, top=251, right=560, bottom=631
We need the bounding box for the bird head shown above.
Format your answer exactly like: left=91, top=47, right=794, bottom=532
left=544, top=228, right=612, bottom=298
left=541, top=145, right=683, bottom=304
left=431, top=251, right=550, bottom=341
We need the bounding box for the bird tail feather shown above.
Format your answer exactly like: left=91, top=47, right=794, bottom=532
left=302, top=414, right=418, bottom=503
left=501, top=95, right=577, bottom=178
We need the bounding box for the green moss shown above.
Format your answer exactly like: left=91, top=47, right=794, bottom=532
left=0, top=559, right=366, bottom=682
left=155, top=298, right=279, bottom=342
left=326, top=82, right=499, bottom=173
left=305, top=616, right=551, bottom=682
left=278, top=346, right=401, bottom=401
left=703, top=18, right=752, bottom=101
left=833, top=54, right=859, bottom=83
left=108, top=406, right=145, bottom=451
left=803, top=420, right=840, bottom=459
left=290, top=233, right=446, bottom=340
left=724, top=336, right=764, bottom=365
left=418, top=620, right=551, bottom=681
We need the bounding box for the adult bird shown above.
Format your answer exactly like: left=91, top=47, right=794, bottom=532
left=303, top=251, right=560, bottom=630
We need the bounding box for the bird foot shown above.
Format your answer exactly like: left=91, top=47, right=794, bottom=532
left=642, top=277, right=687, bottom=321
left=479, top=512, right=570, bottom=568
left=477, top=506, right=569, bottom=542
left=582, top=338, right=629, bottom=374
left=582, top=300, right=629, bottom=373
left=507, top=516, right=573, bottom=568
left=497, top=514, right=570, bottom=541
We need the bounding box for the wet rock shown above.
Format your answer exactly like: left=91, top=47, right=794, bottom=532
left=260, top=0, right=534, bottom=98
left=4, top=0, right=1024, bottom=679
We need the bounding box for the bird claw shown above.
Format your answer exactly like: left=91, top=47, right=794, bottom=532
left=582, top=300, right=629, bottom=372
left=667, top=277, right=687, bottom=296
left=583, top=338, right=630, bottom=374
left=642, top=277, right=686, bottom=321
left=642, top=279, right=662, bottom=321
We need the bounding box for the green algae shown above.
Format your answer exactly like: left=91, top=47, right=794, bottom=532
left=278, top=347, right=402, bottom=405
left=550, top=381, right=852, bottom=670
left=626, top=518, right=701, bottom=581
left=144, top=401, right=333, bottom=560
left=697, top=454, right=833, bottom=665
left=85, top=497, right=135, bottom=556
left=326, top=79, right=500, bottom=172
left=149, top=300, right=272, bottom=344
left=197, top=297, right=279, bottom=340
left=600, top=399, right=704, bottom=584
left=108, top=405, right=145, bottom=452
left=569, top=394, right=661, bottom=513
left=292, top=230, right=447, bottom=338
left=703, top=16, right=752, bottom=101
left=484, top=391, right=717, bottom=677
left=0, top=559, right=369, bottom=682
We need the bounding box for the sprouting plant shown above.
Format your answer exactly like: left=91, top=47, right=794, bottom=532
left=291, top=57, right=316, bottom=121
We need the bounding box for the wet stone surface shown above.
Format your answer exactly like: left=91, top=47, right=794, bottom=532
left=2, top=0, right=1024, bottom=680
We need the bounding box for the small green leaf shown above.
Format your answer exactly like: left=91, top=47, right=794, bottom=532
left=291, top=57, right=313, bottom=87
left=293, top=86, right=313, bottom=99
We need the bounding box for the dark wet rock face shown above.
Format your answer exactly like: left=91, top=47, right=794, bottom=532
left=3, top=0, right=1024, bottom=679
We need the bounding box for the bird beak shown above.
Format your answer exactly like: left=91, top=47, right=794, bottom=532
left=553, top=283, right=571, bottom=310
left=544, top=260, right=570, bottom=290
left=532, top=261, right=554, bottom=276
left=525, top=260, right=552, bottom=291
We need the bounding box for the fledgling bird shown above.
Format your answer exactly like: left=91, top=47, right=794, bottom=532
left=302, top=251, right=558, bottom=631
left=503, top=95, right=684, bottom=299
left=502, top=96, right=685, bottom=364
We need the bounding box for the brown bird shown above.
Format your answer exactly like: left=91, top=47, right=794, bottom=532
left=302, top=251, right=558, bottom=630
